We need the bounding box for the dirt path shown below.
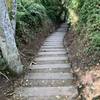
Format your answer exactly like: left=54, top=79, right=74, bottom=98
left=13, top=23, right=77, bottom=100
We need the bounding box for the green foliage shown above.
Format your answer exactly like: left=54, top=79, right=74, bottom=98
left=6, top=0, right=12, bottom=10
left=79, top=0, right=100, bottom=56
left=16, top=0, right=68, bottom=41
left=40, top=0, right=67, bottom=23
left=16, top=0, right=49, bottom=40
left=16, top=0, right=67, bottom=26
left=18, top=0, right=68, bottom=23
left=68, top=0, right=80, bottom=11
left=68, top=0, right=100, bottom=65
left=17, top=0, right=48, bottom=27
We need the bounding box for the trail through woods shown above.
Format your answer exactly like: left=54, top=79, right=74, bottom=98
left=13, top=23, right=77, bottom=100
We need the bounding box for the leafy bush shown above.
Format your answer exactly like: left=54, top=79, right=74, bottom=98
left=17, top=0, right=48, bottom=29
left=16, top=0, right=50, bottom=42
left=67, top=0, right=100, bottom=65
left=40, top=0, right=67, bottom=23
left=16, top=0, right=67, bottom=42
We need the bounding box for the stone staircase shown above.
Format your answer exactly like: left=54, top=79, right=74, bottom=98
left=14, top=23, right=77, bottom=100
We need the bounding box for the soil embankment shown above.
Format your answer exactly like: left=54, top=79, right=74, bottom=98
left=64, top=30, right=100, bottom=100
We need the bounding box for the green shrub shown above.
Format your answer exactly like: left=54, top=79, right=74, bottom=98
left=17, top=0, right=48, bottom=27
left=67, top=0, right=100, bottom=65
left=16, top=0, right=68, bottom=42
left=38, top=0, right=67, bottom=23
left=16, top=0, right=50, bottom=41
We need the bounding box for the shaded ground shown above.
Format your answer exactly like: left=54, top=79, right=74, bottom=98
left=76, top=65, right=100, bottom=100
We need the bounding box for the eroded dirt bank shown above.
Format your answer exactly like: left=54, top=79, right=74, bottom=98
left=64, top=30, right=100, bottom=100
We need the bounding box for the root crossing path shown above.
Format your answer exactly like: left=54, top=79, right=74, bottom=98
left=14, top=23, right=77, bottom=100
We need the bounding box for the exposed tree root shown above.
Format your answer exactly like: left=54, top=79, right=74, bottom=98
left=0, top=72, right=9, bottom=81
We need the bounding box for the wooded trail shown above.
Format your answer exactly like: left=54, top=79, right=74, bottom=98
left=14, top=23, right=77, bottom=100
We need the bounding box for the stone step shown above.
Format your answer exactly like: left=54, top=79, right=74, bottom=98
left=57, top=29, right=66, bottom=31
left=28, top=68, right=70, bottom=73
left=35, top=56, right=67, bottom=61
left=36, top=60, right=68, bottom=64
left=50, top=34, right=65, bottom=36
left=47, top=33, right=64, bottom=35
left=47, top=33, right=64, bottom=36
left=15, top=86, right=77, bottom=97
left=52, top=33, right=65, bottom=35
left=25, top=73, right=73, bottom=80
left=41, top=47, right=64, bottom=50
left=46, top=36, right=63, bottom=38
left=37, top=54, right=66, bottom=57
left=45, top=39, right=63, bottom=41
left=36, top=60, right=68, bottom=65
left=46, top=38, right=63, bottom=40
left=44, top=41, right=63, bottom=43
left=57, top=28, right=67, bottom=31
left=22, top=79, right=73, bottom=87
left=49, top=34, right=65, bottom=36
left=43, top=44, right=62, bottom=46
left=13, top=96, right=77, bottom=100
left=56, top=30, right=66, bottom=32
left=43, top=42, right=63, bottom=44
left=45, top=40, right=63, bottom=42
left=47, top=35, right=64, bottom=37
left=28, top=96, right=71, bottom=100
left=43, top=42, right=63, bottom=45
left=39, top=50, right=65, bottom=53
left=39, top=49, right=66, bottom=52
left=38, top=51, right=66, bottom=55
left=41, top=46, right=63, bottom=48
left=46, top=38, right=63, bottom=39
left=52, top=31, right=65, bottom=33
left=30, top=64, right=70, bottom=69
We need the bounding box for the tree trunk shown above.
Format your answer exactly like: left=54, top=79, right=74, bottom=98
left=0, top=0, right=23, bottom=74
left=0, top=36, right=7, bottom=59
left=11, top=0, right=17, bottom=36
